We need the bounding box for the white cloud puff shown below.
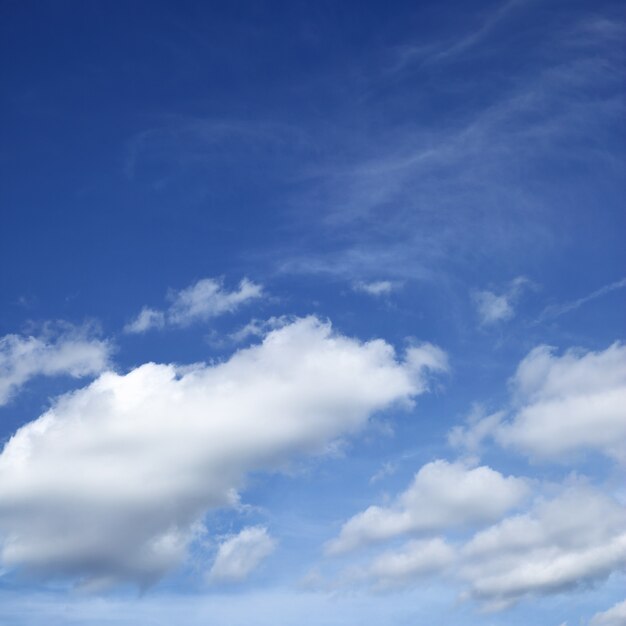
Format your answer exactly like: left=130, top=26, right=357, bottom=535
left=0, top=323, right=111, bottom=406
left=590, top=599, right=626, bottom=626
left=459, top=485, right=626, bottom=611
left=0, top=316, right=446, bottom=588
left=473, top=276, right=530, bottom=325
left=450, top=343, right=626, bottom=464
left=208, top=526, right=275, bottom=584
left=352, top=281, right=396, bottom=297
left=366, top=538, right=455, bottom=588
left=123, top=308, right=165, bottom=334
left=124, top=277, right=263, bottom=333
left=325, top=460, right=528, bottom=555
left=499, top=342, right=626, bottom=462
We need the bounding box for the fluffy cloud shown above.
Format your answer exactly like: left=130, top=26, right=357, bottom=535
left=0, top=316, right=446, bottom=588
left=450, top=343, right=626, bottom=463
left=325, top=460, right=528, bottom=555
left=0, top=323, right=111, bottom=406
left=352, top=281, right=396, bottom=297
left=208, top=526, right=276, bottom=584
left=459, top=485, right=626, bottom=611
left=473, top=276, right=529, bottom=325
left=124, top=277, right=263, bottom=333
left=348, top=483, right=626, bottom=610
left=366, top=538, right=455, bottom=588
left=500, top=343, right=626, bottom=462
left=590, top=599, right=626, bottom=626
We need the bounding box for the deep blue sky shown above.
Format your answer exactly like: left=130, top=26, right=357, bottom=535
left=0, top=1, right=625, bottom=624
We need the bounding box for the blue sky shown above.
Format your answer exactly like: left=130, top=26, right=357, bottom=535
left=0, top=1, right=625, bottom=624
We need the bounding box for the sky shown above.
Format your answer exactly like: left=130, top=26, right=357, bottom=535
left=0, top=0, right=625, bottom=624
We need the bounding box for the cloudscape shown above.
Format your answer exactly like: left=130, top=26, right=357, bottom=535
left=0, top=1, right=624, bottom=625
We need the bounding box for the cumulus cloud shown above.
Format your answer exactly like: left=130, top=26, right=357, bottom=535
left=366, top=538, right=455, bottom=589
left=352, top=281, right=396, bottom=297
left=208, top=526, right=275, bottom=584
left=0, top=316, right=446, bottom=588
left=345, top=483, right=626, bottom=610
left=0, top=323, right=111, bottom=406
left=450, top=343, right=626, bottom=464
left=499, top=342, right=626, bottom=463
left=459, top=485, right=626, bottom=611
left=124, top=277, right=263, bottom=333
left=473, top=276, right=530, bottom=325
left=325, top=460, right=528, bottom=555
left=590, top=599, right=626, bottom=626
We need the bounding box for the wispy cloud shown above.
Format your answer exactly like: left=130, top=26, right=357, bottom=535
left=537, top=277, right=626, bottom=323
left=473, top=276, right=531, bottom=326
left=124, top=277, right=264, bottom=334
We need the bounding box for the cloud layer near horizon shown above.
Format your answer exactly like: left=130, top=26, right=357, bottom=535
left=0, top=316, right=446, bottom=588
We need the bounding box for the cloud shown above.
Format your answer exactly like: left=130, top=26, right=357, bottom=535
left=366, top=538, right=455, bottom=589
left=498, top=342, right=626, bottom=463
left=208, top=527, right=275, bottom=584
left=325, top=460, right=528, bottom=555
left=448, top=405, right=505, bottom=458
left=124, top=278, right=263, bottom=334
left=0, top=316, right=446, bottom=588
left=0, top=323, right=111, bottom=406
left=590, top=599, right=626, bottom=626
left=352, top=281, right=396, bottom=297
left=536, top=277, right=626, bottom=323
left=347, top=483, right=626, bottom=611
left=472, top=276, right=530, bottom=325
left=459, top=485, right=626, bottom=611
left=229, top=316, right=291, bottom=344
left=123, top=308, right=165, bottom=334
left=450, top=343, right=626, bottom=464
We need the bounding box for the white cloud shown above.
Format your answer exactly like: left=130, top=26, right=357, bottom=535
left=352, top=281, right=396, bottom=297
left=325, top=460, right=528, bottom=555
left=459, top=485, right=626, bottom=611
left=229, top=316, right=291, bottom=344
left=447, top=405, right=505, bottom=458
left=124, top=277, right=263, bottom=333
left=590, top=599, right=626, bottom=626
left=208, top=526, right=275, bottom=584
left=366, top=538, right=455, bottom=589
left=168, top=277, right=263, bottom=326
left=123, top=308, right=165, bottom=334
left=0, top=323, right=111, bottom=406
left=473, top=276, right=530, bottom=325
left=537, top=277, right=626, bottom=323
left=449, top=343, right=626, bottom=464
left=0, top=316, right=446, bottom=588
left=498, top=342, right=626, bottom=463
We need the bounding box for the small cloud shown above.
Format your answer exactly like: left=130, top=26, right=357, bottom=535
left=207, top=526, right=276, bottom=584
left=229, top=316, right=291, bottom=344
left=353, top=280, right=397, bottom=297
left=472, top=276, right=531, bottom=326
left=123, top=307, right=165, bottom=334
left=0, top=321, right=112, bottom=406
left=124, top=277, right=264, bottom=334
left=369, top=461, right=398, bottom=484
